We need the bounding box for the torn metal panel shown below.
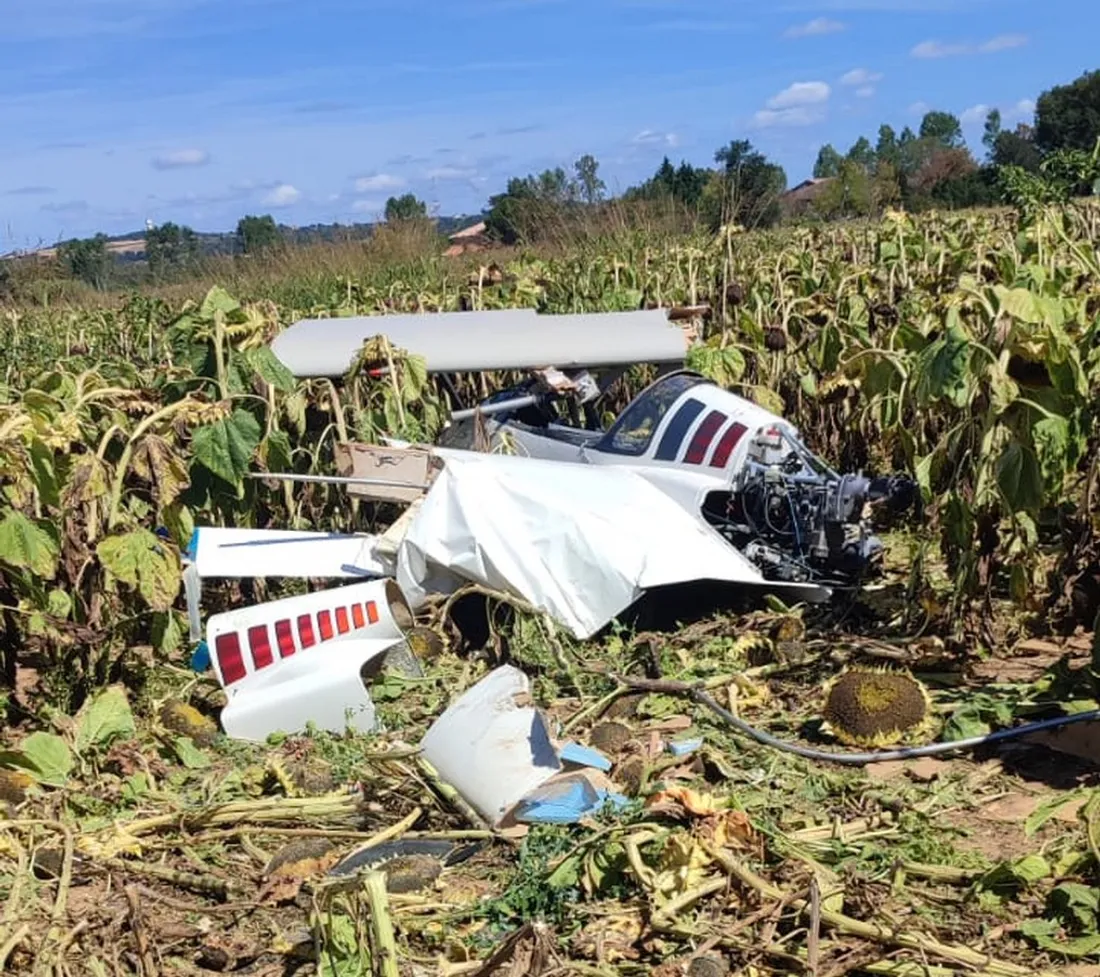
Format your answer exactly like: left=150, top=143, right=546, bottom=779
left=420, top=665, right=562, bottom=826
left=269, top=308, right=690, bottom=378
left=186, top=527, right=387, bottom=580
left=206, top=578, right=415, bottom=740
left=333, top=442, right=443, bottom=503
left=394, top=448, right=829, bottom=639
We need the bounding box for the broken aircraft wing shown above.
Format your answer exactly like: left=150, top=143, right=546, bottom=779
left=394, top=448, right=830, bottom=638
left=269, top=308, right=690, bottom=378
left=185, top=450, right=831, bottom=642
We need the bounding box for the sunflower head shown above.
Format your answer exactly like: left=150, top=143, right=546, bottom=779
left=820, top=666, right=934, bottom=748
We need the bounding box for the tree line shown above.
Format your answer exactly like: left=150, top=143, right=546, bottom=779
left=19, top=67, right=1100, bottom=290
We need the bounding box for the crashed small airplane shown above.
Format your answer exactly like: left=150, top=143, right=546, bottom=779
left=185, top=307, right=915, bottom=739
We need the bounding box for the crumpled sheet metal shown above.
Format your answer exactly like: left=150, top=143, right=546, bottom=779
left=420, top=665, right=626, bottom=828
left=395, top=449, right=812, bottom=639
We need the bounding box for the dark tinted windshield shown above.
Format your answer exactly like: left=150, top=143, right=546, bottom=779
left=596, top=372, right=709, bottom=457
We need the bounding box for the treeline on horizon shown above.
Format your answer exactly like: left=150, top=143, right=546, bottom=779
left=6, top=67, right=1100, bottom=298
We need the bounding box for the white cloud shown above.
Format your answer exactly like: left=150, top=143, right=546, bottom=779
left=960, top=98, right=1036, bottom=127
left=262, top=183, right=301, bottom=207
left=766, top=81, right=831, bottom=109
left=961, top=103, right=991, bottom=125
left=912, top=33, right=1029, bottom=59
left=840, top=68, right=883, bottom=87
left=424, top=166, right=477, bottom=180
left=354, top=173, right=404, bottom=192
left=909, top=101, right=931, bottom=116
left=752, top=107, right=821, bottom=129
left=784, top=17, right=845, bottom=38
left=351, top=199, right=383, bottom=214
left=1010, top=98, right=1036, bottom=119
left=855, top=86, right=876, bottom=99
left=910, top=40, right=968, bottom=58
left=632, top=129, right=679, bottom=147
left=980, top=33, right=1028, bottom=52
left=151, top=148, right=209, bottom=170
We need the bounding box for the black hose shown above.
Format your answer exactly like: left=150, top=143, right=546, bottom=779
left=693, top=689, right=1100, bottom=766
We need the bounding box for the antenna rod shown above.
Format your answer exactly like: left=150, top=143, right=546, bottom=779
left=246, top=472, right=433, bottom=490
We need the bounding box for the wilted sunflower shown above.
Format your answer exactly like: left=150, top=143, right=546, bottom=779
left=820, top=666, right=934, bottom=748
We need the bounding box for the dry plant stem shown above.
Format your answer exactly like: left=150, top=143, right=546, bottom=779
left=363, top=871, right=401, bottom=977
left=704, top=844, right=1060, bottom=977
left=112, top=792, right=367, bottom=836
left=124, top=887, right=157, bottom=977
left=200, top=826, right=492, bottom=843
left=896, top=860, right=980, bottom=884
left=0, top=924, right=30, bottom=970
left=414, top=757, right=491, bottom=831
left=101, top=856, right=236, bottom=898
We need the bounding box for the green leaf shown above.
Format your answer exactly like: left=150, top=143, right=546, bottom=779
left=28, top=438, right=60, bottom=509
left=996, top=442, right=1043, bottom=513
left=199, top=285, right=242, bottom=320
left=1011, top=854, right=1051, bottom=883
left=0, top=511, right=60, bottom=578
left=190, top=409, right=262, bottom=486
left=74, top=685, right=136, bottom=754
left=996, top=285, right=1045, bottom=324
left=243, top=347, right=297, bottom=393
left=172, top=737, right=211, bottom=769
left=97, top=529, right=183, bottom=612
left=19, top=732, right=73, bottom=786
left=546, top=853, right=582, bottom=890
left=260, top=429, right=293, bottom=473
left=47, top=588, right=72, bottom=619
left=153, top=611, right=183, bottom=655
left=920, top=322, right=971, bottom=407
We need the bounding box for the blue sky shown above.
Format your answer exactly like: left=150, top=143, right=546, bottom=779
left=1, top=0, right=1095, bottom=248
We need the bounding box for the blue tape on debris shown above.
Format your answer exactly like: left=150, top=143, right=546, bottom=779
left=190, top=640, right=210, bottom=673
left=559, top=741, right=612, bottom=772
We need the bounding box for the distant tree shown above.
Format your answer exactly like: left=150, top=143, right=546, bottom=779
left=982, top=109, right=1003, bottom=159
left=909, top=147, right=979, bottom=196
left=145, top=221, right=199, bottom=277
left=384, top=194, right=428, bottom=223
left=236, top=214, right=281, bottom=254
left=919, top=111, right=965, bottom=149
left=847, top=136, right=877, bottom=170
left=1035, top=69, right=1100, bottom=153
left=813, top=144, right=843, bottom=178
left=899, top=126, right=917, bottom=146
left=624, top=157, right=711, bottom=209
left=871, top=161, right=903, bottom=210
left=672, top=162, right=709, bottom=207
left=573, top=154, right=606, bottom=204
left=992, top=124, right=1043, bottom=171
left=931, top=167, right=999, bottom=209
left=712, top=139, right=787, bottom=228
left=876, top=125, right=899, bottom=167
left=813, top=158, right=873, bottom=218
left=58, top=234, right=112, bottom=289
left=484, top=167, right=578, bottom=243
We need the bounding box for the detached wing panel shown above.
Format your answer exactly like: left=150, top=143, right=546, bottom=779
left=395, top=449, right=826, bottom=639
left=269, top=309, right=688, bottom=377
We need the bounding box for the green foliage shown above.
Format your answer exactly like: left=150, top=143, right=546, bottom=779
left=384, top=193, right=429, bottom=223
left=1035, top=67, right=1100, bottom=153
left=145, top=221, right=199, bottom=278
left=58, top=234, right=112, bottom=289
left=236, top=214, right=282, bottom=254
left=813, top=144, right=842, bottom=179
left=919, top=110, right=965, bottom=149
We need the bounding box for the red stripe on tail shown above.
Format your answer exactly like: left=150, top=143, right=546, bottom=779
left=215, top=632, right=246, bottom=685
left=248, top=625, right=273, bottom=669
